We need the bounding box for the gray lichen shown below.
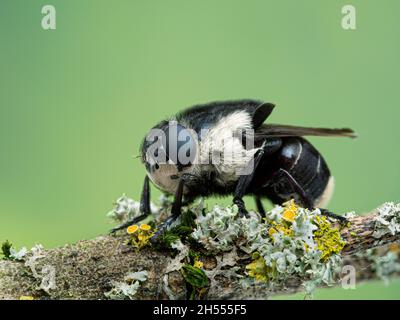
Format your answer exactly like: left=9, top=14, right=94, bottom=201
left=204, top=248, right=242, bottom=297
left=1, top=243, right=57, bottom=295
left=373, top=251, right=400, bottom=284
left=190, top=201, right=346, bottom=296
left=191, top=205, right=241, bottom=252
left=359, top=247, right=400, bottom=285
left=107, top=194, right=400, bottom=299
left=107, top=194, right=159, bottom=223
left=9, top=247, right=28, bottom=261
left=104, top=270, right=148, bottom=300
left=23, top=244, right=57, bottom=294
left=1, top=197, right=399, bottom=300
left=162, top=239, right=190, bottom=300
left=373, top=202, right=400, bottom=238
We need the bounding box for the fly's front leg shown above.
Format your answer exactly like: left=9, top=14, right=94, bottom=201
left=254, top=196, right=266, bottom=217
left=151, top=175, right=186, bottom=242
left=319, top=208, right=348, bottom=223
left=110, top=176, right=151, bottom=233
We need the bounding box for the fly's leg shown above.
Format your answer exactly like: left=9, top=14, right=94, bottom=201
left=110, top=176, right=151, bottom=233
left=277, top=168, right=347, bottom=223
left=233, top=138, right=282, bottom=216
left=254, top=196, right=266, bottom=217
left=150, top=175, right=186, bottom=243
left=319, top=208, right=348, bottom=223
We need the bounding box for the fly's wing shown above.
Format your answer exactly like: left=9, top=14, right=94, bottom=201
left=175, top=100, right=275, bottom=132
left=250, top=102, right=275, bottom=128
left=251, top=124, right=357, bottom=140
left=176, top=100, right=356, bottom=139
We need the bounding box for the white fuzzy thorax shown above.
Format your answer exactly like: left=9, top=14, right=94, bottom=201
left=192, top=111, right=259, bottom=184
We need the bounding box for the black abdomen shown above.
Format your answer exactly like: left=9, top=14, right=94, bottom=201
left=251, top=137, right=331, bottom=206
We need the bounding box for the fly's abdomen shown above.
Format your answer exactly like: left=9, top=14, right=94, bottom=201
left=259, top=137, right=332, bottom=207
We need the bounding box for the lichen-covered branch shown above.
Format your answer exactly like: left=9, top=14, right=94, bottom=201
left=1, top=201, right=399, bottom=300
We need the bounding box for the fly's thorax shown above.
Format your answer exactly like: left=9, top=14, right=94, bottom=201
left=190, top=110, right=260, bottom=184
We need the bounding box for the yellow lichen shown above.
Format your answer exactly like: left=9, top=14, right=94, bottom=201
left=193, top=260, right=204, bottom=269
left=281, top=199, right=298, bottom=222
left=268, top=220, right=294, bottom=239
left=276, top=223, right=293, bottom=237
left=313, top=215, right=346, bottom=261
left=127, top=224, right=139, bottom=234
left=127, top=224, right=154, bottom=249
left=246, top=253, right=270, bottom=282
left=268, top=227, right=277, bottom=238
left=266, top=200, right=299, bottom=240
left=389, top=243, right=399, bottom=253
left=19, top=296, right=34, bottom=300
left=139, top=224, right=151, bottom=231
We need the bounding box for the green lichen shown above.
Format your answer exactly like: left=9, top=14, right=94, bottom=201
left=245, top=252, right=270, bottom=282
left=160, top=209, right=197, bottom=248
left=1, top=241, right=29, bottom=261
left=160, top=231, right=181, bottom=248
left=313, top=215, right=347, bottom=261
left=182, top=264, right=209, bottom=299
left=182, top=264, right=209, bottom=288
left=1, top=240, right=29, bottom=261
left=1, top=240, right=12, bottom=260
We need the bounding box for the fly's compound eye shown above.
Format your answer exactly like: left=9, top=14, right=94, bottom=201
left=145, top=122, right=197, bottom=172
left=165, top=123, right=197, bottom=171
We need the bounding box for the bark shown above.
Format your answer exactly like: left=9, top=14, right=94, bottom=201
left=0, top=205, right=399, bottom=300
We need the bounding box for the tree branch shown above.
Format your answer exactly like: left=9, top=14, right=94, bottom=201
left=1, top=202, right=399, bottom=300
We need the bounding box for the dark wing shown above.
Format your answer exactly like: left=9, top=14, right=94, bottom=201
left=250, top=102, right=275, bottom=128
left=176, top=100, right=275, bottom=132
left=252, top=124, right=357, bottom=140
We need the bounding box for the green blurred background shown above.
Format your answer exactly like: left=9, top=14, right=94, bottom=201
left=0, top=0, right=399, bottom=299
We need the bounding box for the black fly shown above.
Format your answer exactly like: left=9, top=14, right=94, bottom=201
left=111, top=100, right=356, bottom=239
